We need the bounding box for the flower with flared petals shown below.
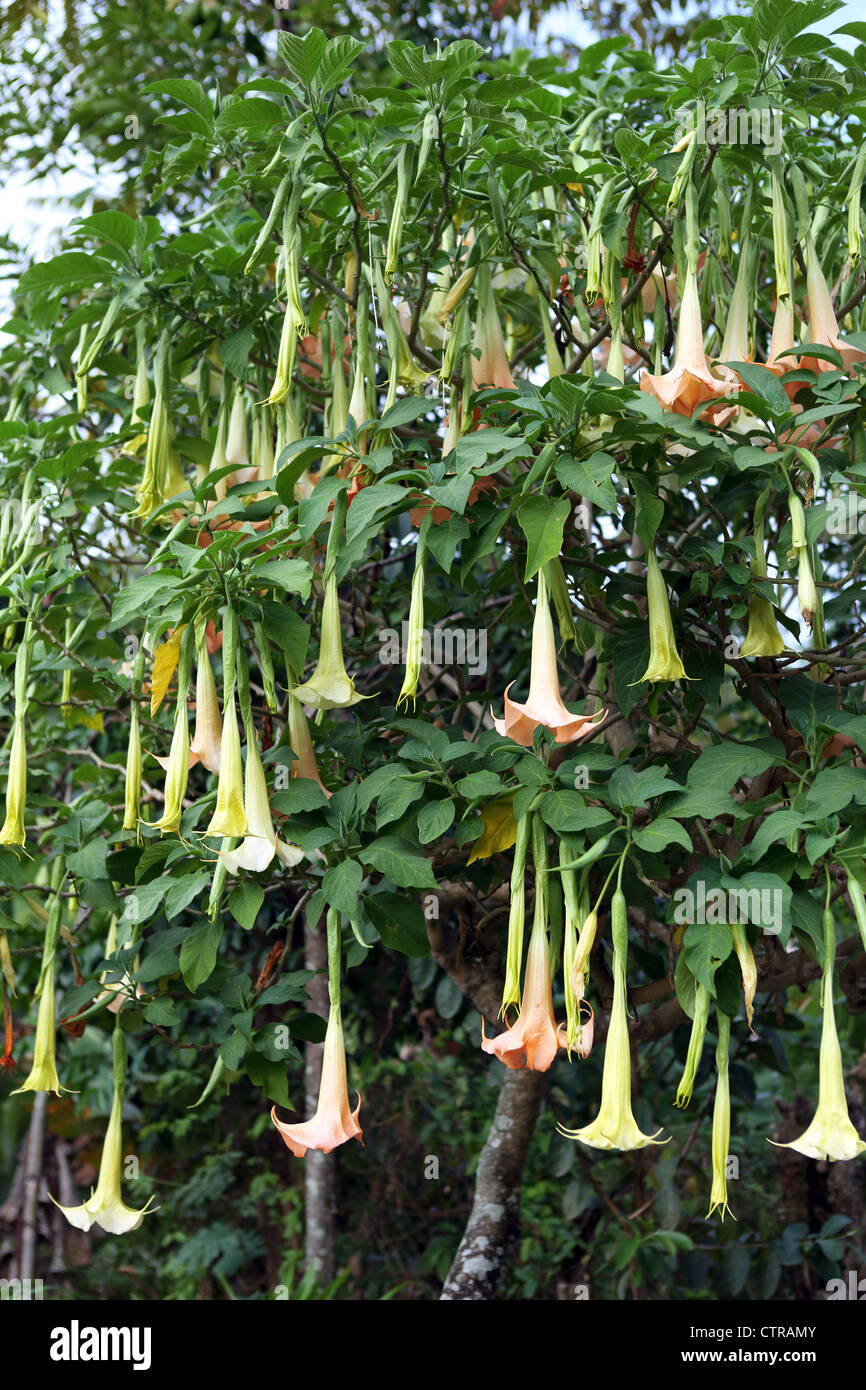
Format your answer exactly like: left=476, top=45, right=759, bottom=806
left=493, top=570, right=606, bottom=746
left=640, top=266, right=734, bottom=417
left=11, top=942, right=68, bottom=1097
left=482, top=905, right=566, bottom=1071
left=221, top=732, right=302, bottom=874
left=292, top=572, right=366, bottom=710
left=772, top=912, right=866, bottom=1162
left=271, top=1004, right=362, bottom=1156
left=53, top=1086, right=157, bottom=1234
left=560, top=888, right=667, bottom=1151
left=740, top=591, right=785, bottom=658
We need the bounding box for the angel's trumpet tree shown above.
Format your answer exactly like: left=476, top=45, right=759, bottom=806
left=493, top=569, right=606, bottom=745
left=559, top=883, right=667, bottom=1151
left=53, top=1025, right=156, bottom=1234
left=772, top=908, right=866, bottom=1162
left=482, top=816, right=566, bottom=1071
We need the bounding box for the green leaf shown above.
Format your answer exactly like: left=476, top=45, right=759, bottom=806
left=244, top=1052, right=290, bottom=1108
left=555, top=453, right=617, bottom=511
left=251, top=557, right=313, bottom=598
left=144, top=78, right=213, bottom=125
left=180, top=918, right=224, bottom=992
left=164, top=871, right=212, bottom=920
left=366, top=893, right=430, bottom=956
left=278, top=27, right=328, bottom=87
left=741, top=810, right=806, bottom=865
left=318, top=35, right=366, bottom=93
left=611, top=628, right=650, bottom=718
left=517, top=495, right=570, bottom=581
left=228, top=883, right=264, bottom=932
left=805, top=766, right=866, bottom=818
left=120, top=880, right=168, bottom=928
left=19, top=252, right=109, bottom=294
left=322, top=860, right=364, bottom=917
left=143, top=996, right=180, bottom=1027
left=417, top=799, right=455, bottom=843
left=539, top=792, right=613, bottom=834
left=456, top=771, right=502, bottom=800
left=67, top=840, right=109, bottom=881
left=359, top=836, right=437, bottom=889
left=683, top=921, right=734, bottom=996
left=633, top=819, right=692, bottom=854
left=215, top=97, right=285, bottom=136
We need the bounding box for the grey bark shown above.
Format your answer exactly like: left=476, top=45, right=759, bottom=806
left=440, top=1066, right=547, bottom=1301
left=304, top=911, right=335, bottom=1286
left=18, top=1091, right=47, bottom=1282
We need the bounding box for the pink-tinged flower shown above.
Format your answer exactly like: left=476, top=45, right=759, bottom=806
left=640, top=267, right=734, bottom=417
left=766, top=294, right=800, bottom=393
left=481, top=900, right=566, bottom=1072
left=287, top=694, right=331, bottom=798
left=271, top=1004, right=363, bottom=1157
left=471, top=267, right=515, bottom=390
left=493, top=570, right=606, bottom=746
left=713, top=242, right=753, bottom=394
left=801, top=238, right=866, bottom=379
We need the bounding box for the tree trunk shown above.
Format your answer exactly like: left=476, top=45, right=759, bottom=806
left=18, top=1091, right=47, bottom=1282
left=304, top=911, right=335, bottom=1286
left=440, top=1066, right=547, bottom=1301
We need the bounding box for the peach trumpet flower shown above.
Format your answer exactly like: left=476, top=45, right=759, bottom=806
left=481, top=885, right=566, bottom=1072
left=493, top=570, right=606, bottom=746
left=471, top=266, right=515, bottom=391
left=640, top=266, right=734, bottom=417
left=801, top=236, right=866, bottom=379
left=271, top=1003, right=363, bottom=1156
left=766, top=293, right=800, bottom=397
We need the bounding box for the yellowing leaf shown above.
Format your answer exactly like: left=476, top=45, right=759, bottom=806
left=150, top=626, right=186, bottom=717
left=467, top=796, right=518, bottom=864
